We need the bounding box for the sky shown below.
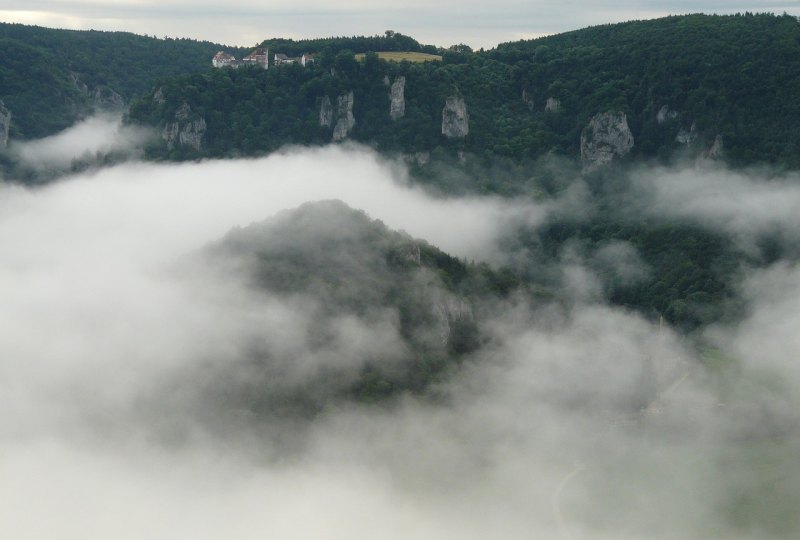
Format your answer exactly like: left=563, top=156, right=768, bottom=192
left=1, top=1, right=800, bottom=49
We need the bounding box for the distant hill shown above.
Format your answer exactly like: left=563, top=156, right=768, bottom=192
left=127, top=13, right=800, bottom=170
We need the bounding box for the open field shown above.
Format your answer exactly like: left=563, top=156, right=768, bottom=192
left=355, top=51, right=442, bottom=63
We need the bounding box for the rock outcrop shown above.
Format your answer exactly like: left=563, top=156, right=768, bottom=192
left=580, top=111, right=634, bottom=169
left=163, top=103, right=206, bottom=151
left=153, top=87, right=166, bottom=105
left=0, top=100, right=10, bottom=149
left=389, top=76, right=406, bottom=120
left=656, top=105, right=678, bottom=124
left=675, top=122, right=697, bottom=145
left=545, top=97, right=561, bottom=112
left=442, top=96, right=469, bottom=138
left=70, top=73, right=90, bottom=97
left=319, top=95, right=333, bottom=128
left=433, top=295, right=474, bottom=347
left=93, top=86, right=125, bottom=110
left=403, top=151, right=430, bottom=166
left=395, top=242, right=421, bottom=265
left=522, top=88, right=535, bottom=110
left=320, top=92, right=356, bottom=141
left=332, top=91, right=355, bottom=141
left=703, top=134, right=724, bottom=160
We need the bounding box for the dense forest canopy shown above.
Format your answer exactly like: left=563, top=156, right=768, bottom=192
left=0, top=23, right=248, bottom=138
left=126, top=13, right=800, bottom=169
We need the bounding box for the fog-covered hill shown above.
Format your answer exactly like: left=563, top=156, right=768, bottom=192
left=193, top=199, right=535, bottom=410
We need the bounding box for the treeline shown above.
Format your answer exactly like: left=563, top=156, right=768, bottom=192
left=259, top=31, right=435, bottom=57
left=129, top=13, right=800, bottom=169
left=489, top=13, right=800, bottom=167
left=0, top=23, right=247, bottom=138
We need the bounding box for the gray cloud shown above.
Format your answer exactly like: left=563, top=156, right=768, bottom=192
left=1, top=128, right=799, bottom=538
left=9, top=113, right=153, bottom=173
left=631, top=163, right=800, bottom=253
left=2, top=1, right=799, bottom=49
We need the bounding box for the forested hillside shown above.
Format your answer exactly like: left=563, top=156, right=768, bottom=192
left=128, top=13, right=800, bottom=169
left=197, top=199, right=534, bottom=407
left=4, top=14, right=800, bottom=332
left=0, top=23, right=248, bottom=139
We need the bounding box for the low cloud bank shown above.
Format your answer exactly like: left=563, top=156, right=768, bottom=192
left=632, top=163, right=800, bottom=253
left=8, top=114, right=152, bottom=172
left=1, top=141, right=799, bottom=538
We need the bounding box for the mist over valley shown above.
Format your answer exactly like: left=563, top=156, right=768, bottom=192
left=2, top=14, right=800, bottom=539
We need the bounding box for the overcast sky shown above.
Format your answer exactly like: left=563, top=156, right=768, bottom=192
left=2, top=1, right=800, bottom=49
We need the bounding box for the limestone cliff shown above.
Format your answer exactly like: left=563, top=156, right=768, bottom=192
left=580, top=111, right=634, bottom=169
left=319, top=92, right=356, bottom=141
left=442, top=96, right=469, bottom=138
left=433, top=294, right=474, bottom=347
left=656, top=105, right=678, bottom=124
left=0, top=100, right=10, bottom=149
left=163, top=103, right=206, bottom=151
left=389, top=76, right=406, bottom=120
left=403, top=152, right=430, bottom=166
left=153, top=87, right=166, bottom=105
left=70, top=73, right=89, bottom=97
left=703, top=134, right=724, bottom=160
left=545, top=97, right=561, bottom=112
left=675, top=122, right=697, bottom=145
left=319, top=95, right=333, bottom=128
left=93, top=86, right=125, bottom=110
left=522, top=88, right=535, bottom=110
left=332, top=92, right=356, bottom=141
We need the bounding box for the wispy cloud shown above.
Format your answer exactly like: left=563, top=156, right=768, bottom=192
left=2, top=125, right=800, bottom=538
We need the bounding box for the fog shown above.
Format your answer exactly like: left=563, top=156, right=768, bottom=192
left=9, top=114, right=152, bottom=172
left=1, top=128, right=799, bottom=538
left=632, top=163, right=800, bottom=253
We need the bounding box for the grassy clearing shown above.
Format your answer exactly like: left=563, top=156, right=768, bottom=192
left=355, top=51, right=442, bottom=63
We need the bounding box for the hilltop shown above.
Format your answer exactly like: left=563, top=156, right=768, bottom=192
left=195, top=199, right=531, bottom=409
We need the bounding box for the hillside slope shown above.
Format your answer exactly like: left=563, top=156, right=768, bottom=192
left=127, top=13, right=800, bottom=169
left=191, top=199, right=533, bottom=411
left=0, top=23, right=248, bottom=139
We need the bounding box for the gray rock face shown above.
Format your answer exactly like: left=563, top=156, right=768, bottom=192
left=389, top=76, right=406, bottom=120
left=396, top=242, right=421, bottom=265
left=656, top=105, right=678, bottom=124
left=580, top=111, right=634, bottom=169
left=675, top=122, right=697, bottom=145
left=522, top=88, right=534, bottom=110
left=93, top=86, right=125, bottom=110
left=320, top=92, right=356, bottom=141
left=442, top=96, right=469, bottom=138
left=433, top=295, right=473, bottom=346
left=163, top=103, right=206, bottom=151
left=332, top=92, right=355, bottom=141
left=0, top=100, right=10, bottom=149
left=319, top=95, right=333, bottom=128
left=70, top=73, right=89, bottom=97
left=153, top=87, right=166, bottom=105
left=545, top=97, right=561, bottom=112
left=703, top=134, right=724, bottom=160
left=403, top=151, right=430, bottom=166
